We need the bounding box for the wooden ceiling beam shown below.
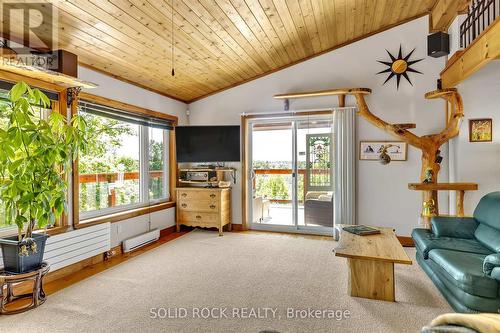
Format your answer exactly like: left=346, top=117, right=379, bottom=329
left=430, top=0, right=471, bottom=32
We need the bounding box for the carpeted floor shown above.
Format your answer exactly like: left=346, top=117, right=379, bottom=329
left=0, top=230, right=451, bottom=333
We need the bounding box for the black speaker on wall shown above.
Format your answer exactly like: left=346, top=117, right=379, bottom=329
left=427, top=32, right=450, bottom=58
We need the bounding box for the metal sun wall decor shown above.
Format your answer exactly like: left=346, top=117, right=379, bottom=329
left=376, top=45, right=423, bottom=89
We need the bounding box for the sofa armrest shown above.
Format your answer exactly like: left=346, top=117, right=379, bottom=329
left=431, top=216, right=478, bottom=239
left=483, top=253, right=500, bottom=277
left=491, top=267, right=500, bottom=281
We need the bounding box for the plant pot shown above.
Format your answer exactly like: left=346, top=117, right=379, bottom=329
left=0, top=233, right=49, bottom=274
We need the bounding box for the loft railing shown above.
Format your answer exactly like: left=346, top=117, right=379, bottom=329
left=460, top=0, right=500, bottom=48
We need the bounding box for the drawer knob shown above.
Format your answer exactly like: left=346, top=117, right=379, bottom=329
left=181, top=193, right=187, bottom=197
left=209, top=204, right=216, bottom=209
left=210, top=194, right=216, bottom=198
left=196, top=215, right=201, bottom=219
left=181, top=203, right=187, bottom=208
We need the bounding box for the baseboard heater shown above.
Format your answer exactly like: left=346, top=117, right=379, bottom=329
left=0, top=223, right=111, bottom=271
left=122, top=229, right=160, bottom=253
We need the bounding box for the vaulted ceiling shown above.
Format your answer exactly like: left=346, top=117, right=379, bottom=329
left=3, top=0, right=437, bottom=102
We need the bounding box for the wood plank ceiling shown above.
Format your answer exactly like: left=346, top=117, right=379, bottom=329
left=2, top=0, right=437, bottom=102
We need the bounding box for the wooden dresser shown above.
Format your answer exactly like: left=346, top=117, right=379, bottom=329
left=176, top=187, right=232, bottom=236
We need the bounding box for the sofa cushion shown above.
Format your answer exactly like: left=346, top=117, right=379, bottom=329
left=473, top=191, right=500, bottom=231
left=412, top=228, right=491, bottom=259
left=474, top=224, right=500, bottom=253
left=429, top=249, right=498, bottom=298
left=431, top=216, right=478, bottom=239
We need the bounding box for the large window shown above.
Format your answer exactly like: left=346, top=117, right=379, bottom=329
left=149, top=127, right=168, bottom=201
left=78, top=101, right=171, bottom=220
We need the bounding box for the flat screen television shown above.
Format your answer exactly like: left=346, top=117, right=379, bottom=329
left=175, top=125, right=240, bottom=163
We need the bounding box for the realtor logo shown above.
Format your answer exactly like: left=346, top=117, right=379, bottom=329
left=1, top=1, right=58, bottom=67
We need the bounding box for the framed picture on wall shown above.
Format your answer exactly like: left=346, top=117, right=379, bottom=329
left=469, top=118, right=492, bottom=142
left=359, top=141, right=408, bottom=161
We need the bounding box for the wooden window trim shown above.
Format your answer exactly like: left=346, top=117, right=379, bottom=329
left=72, top=93, right=179, bottom=228
left=79, top=92, right=179, bottom=124
left=75, top=201, right=176, bottom=229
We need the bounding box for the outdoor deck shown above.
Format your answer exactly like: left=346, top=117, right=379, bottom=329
left=254, top=204, right=331, bottom=228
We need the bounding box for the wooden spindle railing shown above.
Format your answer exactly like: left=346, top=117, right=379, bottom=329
left=460, top=0, right=500, bottom=48
left=79, top=171, right=163, bottom=208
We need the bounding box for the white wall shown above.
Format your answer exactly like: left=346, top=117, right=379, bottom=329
left=79, top=66, right=188, bottom=125
left=78, top=66, right=188, bottom=244
left=453, top=63, right=500, bottom=213
left=445, top=18, right=500, bottom=216
left=448, top=15, right=465, bottom=56
left=188, top=16, right=448, bottom=236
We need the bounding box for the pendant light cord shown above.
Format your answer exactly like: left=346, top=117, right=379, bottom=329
left=171, top=0, right=175, bottom=76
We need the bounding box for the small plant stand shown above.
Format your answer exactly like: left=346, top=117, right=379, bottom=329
left=0, top=262, right=50, bottom=315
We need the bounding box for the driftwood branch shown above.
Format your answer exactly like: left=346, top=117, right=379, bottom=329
left=354, top=94, right=430, bottom=150
left=429, top=91, right=464, bottom=146
left=355, top=89, right=463, bottom=154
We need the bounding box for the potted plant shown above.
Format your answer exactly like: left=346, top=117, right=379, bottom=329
left=0, top=82, right=86, bottom=273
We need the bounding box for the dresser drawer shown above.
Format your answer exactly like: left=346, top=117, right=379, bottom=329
left=178, top=211, right=219, bottom=224
left=178, top=200, right=219, bottom=212
left=177, top=190, right=220, bottom=201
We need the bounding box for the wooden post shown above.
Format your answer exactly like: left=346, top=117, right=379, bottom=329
left=456, top=190, right=465, bottom=217
left=108, top=189, right=116, bottom=207
left=169, top=130, right=177, bottom=202
left=338, top=94, right=346, bottom=107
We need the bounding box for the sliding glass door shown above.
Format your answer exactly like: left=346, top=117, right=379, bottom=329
left=248, top=113, right=334, bottom=235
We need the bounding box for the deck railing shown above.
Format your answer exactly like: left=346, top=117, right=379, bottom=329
left=253, top=168, right=332, bottom=204
left=460, top=0, right=500, bottom=48
left=79, top=171, right=163, bottom=207
left=79, top=169, right=331, bottom=208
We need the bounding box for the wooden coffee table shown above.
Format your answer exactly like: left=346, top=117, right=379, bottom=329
left=334, top=225, right=412, bottom=302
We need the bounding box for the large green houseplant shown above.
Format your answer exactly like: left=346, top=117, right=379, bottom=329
left=0, top=82, right=86, bottom=273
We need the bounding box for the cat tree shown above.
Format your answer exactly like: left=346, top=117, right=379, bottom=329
left=354, top=88, right=478, bottom=227
left=275, top=87, right=476, bottom=228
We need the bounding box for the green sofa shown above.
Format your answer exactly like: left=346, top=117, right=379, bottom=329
left=412, top=192, right=500, bottom=313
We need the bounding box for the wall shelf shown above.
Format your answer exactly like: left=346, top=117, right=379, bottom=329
left=408, top=183, right=478, bottom=191
left=0, top=56, right=97, bottom=89
left=408, top=182, right=478, bottom=217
